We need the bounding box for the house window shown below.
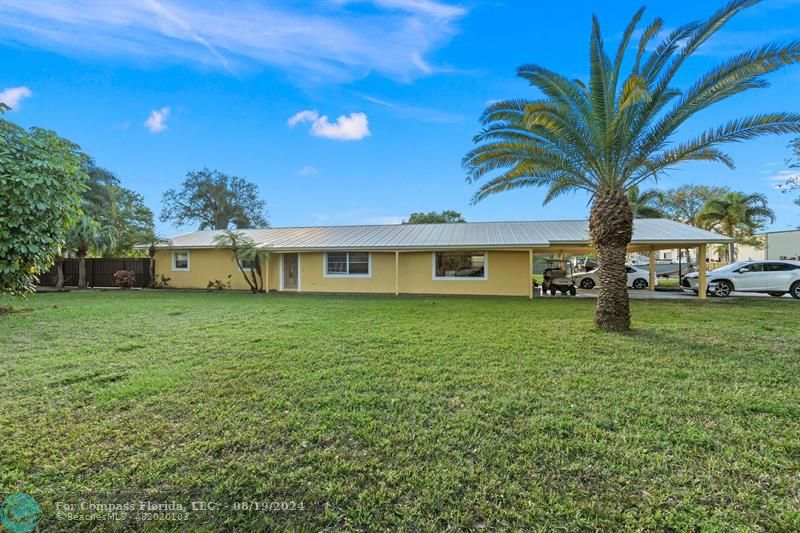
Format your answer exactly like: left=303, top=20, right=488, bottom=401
left=239, top=255, right=258, bottom=271
left=172, top=251, right=190, bottom=271
left=433, top=252, right=486, bottom=279
left=325, top=252, right=371, bottom=277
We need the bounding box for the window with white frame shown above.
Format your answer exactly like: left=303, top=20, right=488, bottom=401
left=325, top=252, right=370, bottom=277
left=172, top=251, right=190, bottom=271
left=238, top=255, right=258, bottom=271
left=434, top=252, right=486, bottom=279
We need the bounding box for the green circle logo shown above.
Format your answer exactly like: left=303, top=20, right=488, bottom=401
left=0, top=494, right=41, bottom=533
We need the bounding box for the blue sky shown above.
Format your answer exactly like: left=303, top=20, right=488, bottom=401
left=2, top=0, right=800, bottom=234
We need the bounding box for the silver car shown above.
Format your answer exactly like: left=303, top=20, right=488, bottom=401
left=682, top=260, right=800, bottom=298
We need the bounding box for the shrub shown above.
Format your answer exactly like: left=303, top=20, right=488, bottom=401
left=150, top=275, right=170, bottom=289
left=206, top=275, right=232, bottom=292
left=113, top=270, right=136, bottom=288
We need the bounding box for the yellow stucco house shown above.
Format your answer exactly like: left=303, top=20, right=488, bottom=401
left=150, top=219, right=730, bottom=298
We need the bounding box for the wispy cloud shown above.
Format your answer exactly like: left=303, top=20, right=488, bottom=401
left=764, top=169, right=798, bottom=182
left=0, top=86, right=32, bottom=110
left=297, top=165, right=319, bottom=176
left=358, top=93, right=463, bottom=123
left=288, top=109, right=370, bottom=141
left=144, top=106, right=170, bottom=133
left=0, top=0, right=466, bottom=83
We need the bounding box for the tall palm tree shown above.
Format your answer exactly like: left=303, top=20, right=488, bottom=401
left=66, top=215, right=116, bottom=289
left=463, top=0, right=800, bottom=331
left=699, top=191, right=775, bottom=262
left=626, top=186, right=665, bottom=218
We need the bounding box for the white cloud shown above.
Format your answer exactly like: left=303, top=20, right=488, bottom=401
left=358, top=93, right=463, bottom=123
left=764, top=170, right=798, bottom=182
left=144, top=106, right=170, bottom=133
left=0, top=0, right=466, bottom=83
left=0, top=86, right=32, bottom=110
left=288, top=109, right=370, bottom=141
left=297, top=165, right=319, bottom=176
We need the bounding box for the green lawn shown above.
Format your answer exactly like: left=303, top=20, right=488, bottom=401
left=1, top=291, right=798, bottom=530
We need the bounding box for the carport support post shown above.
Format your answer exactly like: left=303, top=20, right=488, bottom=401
left=395, top=251, right=400, bottom=296
left=698, top=244, right=707, bottom=300
left=529, top=249, right=534, bottom=299
left=649, top=246, right=656, bottom=291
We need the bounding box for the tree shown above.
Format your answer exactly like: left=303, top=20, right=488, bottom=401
left=626, top=186, right=665, bottom=218
left=82, top=161, right=155, bottom=257
left=65, top=215, right=116, bottom=289
left=463, top=0, right=800, bottom=331
left=143, top=235, right=173, bottom=284
left=699, top=191, right=775, bottom=262
left=212, top=230, right=270, bottom=292
left=404, top=210, right=466, bottom=224
left=161, top=168, right=268, bottom=230
left=776, top=137, right=800, bottom=208
left=660, top=184, right=730, bottom=227
left=0, top=105, right=88, bottom=296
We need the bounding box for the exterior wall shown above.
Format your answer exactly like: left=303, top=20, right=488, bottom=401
left=736, top=242, right=765, bottom=261
left=299, top=252, right=396, bottom=293
left=398, top=250, right=529, bottom=296
left=765, top=230, right=800, bottom=260
left=154, top=249, right=265, bottom=291
left=156, top=249, right=531, bottom=296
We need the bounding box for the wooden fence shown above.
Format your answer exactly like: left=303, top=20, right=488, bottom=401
left=38, top=258, right=151, bottom=288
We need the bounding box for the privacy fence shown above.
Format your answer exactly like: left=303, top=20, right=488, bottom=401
left=38, top=258, right=151, bottom=288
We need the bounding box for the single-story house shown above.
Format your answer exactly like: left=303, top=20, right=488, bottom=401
left=149, top=219, right=731, bottom=299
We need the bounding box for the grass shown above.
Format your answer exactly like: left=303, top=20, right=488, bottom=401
left=1, top=291, right=798, bottom=530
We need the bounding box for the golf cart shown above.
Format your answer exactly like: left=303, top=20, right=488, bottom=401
left=541, top=257, right=577, bottom=296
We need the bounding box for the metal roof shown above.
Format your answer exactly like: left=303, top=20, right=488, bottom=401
left=151, top=219, right=732, bottom=251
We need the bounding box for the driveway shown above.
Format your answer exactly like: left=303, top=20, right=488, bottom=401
left=545, top=289, right=798, bottom=300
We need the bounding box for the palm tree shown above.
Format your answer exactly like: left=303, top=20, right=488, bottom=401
left=626, top=186, right=665, bottom=218
left=212, top=230, right=270, bottom=293
left=463, top=0, right=800, bottom=331
left=66, top=215, right=116, bottom=289
left=143, top=234, right=173, bottom=284
left=699, top=191, right=775, bottom=262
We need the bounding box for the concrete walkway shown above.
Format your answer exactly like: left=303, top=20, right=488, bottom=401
left=540, top=288, right=797, bottom=300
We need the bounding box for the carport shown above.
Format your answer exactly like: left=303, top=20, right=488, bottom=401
left=525, top=218, right=733, bottom=300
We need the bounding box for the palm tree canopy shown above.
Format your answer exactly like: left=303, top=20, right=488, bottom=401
left=699, top=191, right=775, bottom=237
left=463, top=0, right=800, bottom=204
left=626, top=186, right=665, bottom=218
left=66, top=215, right=116, bottom=256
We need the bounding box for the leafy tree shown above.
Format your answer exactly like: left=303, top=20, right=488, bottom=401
left=212, top=230, right=270, bottom=293
left=404, top=210, right=466, bottom=224
left=82, top=161, right=155, bottom=257
left=776, top=137, right=800, bottom=208
left=660, top=184, right=730, bottom=227
left=626, top=186, right=665, bottom=218
left=65, top=215, right=116, bottom=289
left=463, top=0, right=800, bottom=331
left=699, top=191, right=774, bottom=262
left=0, top=105, right=88, bottom=296
left=161, top=168, right=268, bottom=230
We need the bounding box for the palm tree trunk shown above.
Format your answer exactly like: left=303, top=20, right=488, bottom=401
left=78, top=253, right=87, bottom=289
left=55, top=256, right=64, bottom=290
left=590, top=192, right=634, bottom=332
left=149, top=246, right=156, bottom=284
left=728, top=241, right=735, bottom=264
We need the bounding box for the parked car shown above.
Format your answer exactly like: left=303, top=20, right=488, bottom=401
left=571, top=266, right=657, bottom=290
left=681, top=260, right=800, bottom=298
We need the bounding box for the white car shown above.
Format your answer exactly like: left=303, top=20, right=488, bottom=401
left=571, top=266, right=657, bottom=290
left=682, top=260, right=800, bottom=298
